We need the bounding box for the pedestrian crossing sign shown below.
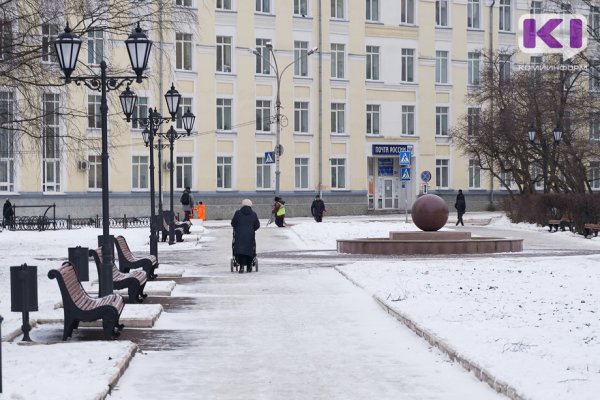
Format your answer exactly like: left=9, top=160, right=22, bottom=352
left=401, top=167, right=411, bottom=181
left=265, top=151, right=275, bottom=164
left=399, top=151, right=411, bottom=166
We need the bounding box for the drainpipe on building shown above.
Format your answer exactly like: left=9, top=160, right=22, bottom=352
left=318, top=0, right=323, bottom=198
left=488, top=0, right=495, bottom=210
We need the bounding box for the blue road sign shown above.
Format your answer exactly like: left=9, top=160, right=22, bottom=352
left=401, top=167, right=411, bottom=181
left=421, top=170, right=431, bottom=182
left=399, top=151, right=411, bottom=166
left=265, top=152, right=275, bottom=164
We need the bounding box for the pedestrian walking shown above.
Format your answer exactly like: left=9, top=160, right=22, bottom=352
left=3, top=199, right=13, bottom=229
left=454, top=189, right=466, bottom=226
left=274, top=198, right=286, bottom=227
left=310, top=194, right=326, bottom=222
left=231, top=199, right=260, bottom=273
left=180, top=187, right=194, bottom=222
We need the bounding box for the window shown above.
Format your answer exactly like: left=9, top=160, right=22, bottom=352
left=294, top=41, right=309, bottom=76
left=295, top=158, right=309, bottom=189
left=294, top=0, right=308, bottom=16
left=331, top=103, right=346, bottom=134
left=256, top=0, right=271, bottom=13
left=216, top=98, right=232, bottom=131
left=176, top=0, right=192, bottom=6
left=436, top=159, right=449, bottom=188
left=499, top=54, right=511, bottom=83
left=87, top=29, right=104, bottom=65
left=590, top=162, right=600, bottom=190
left=467, top=0, right=480, bottom=29
left=589, top=65, right=600, bottom=92
left=402, top=105, right=415, bottom=135
left=499, top=171, right=514, bottom=190
left=366, top=45, right=380, bottom=80
left=256, top=157, right=272, bottom=189
left=467, top=107, right=481, bottom=136
left=176, top=33, right=192, bottom=71
left=294, top=101, right=309, bottom=133
left=590, top=113, right=600, bottom=140
left=217, top=156, right=233, bottom=189
left=366, top=104, right=380, bottom=135
left=132, top=155, right=149, bottom=190
left=366, top=0, right=379, bottom=22
left=42, top=23, right=59, bottom=63
left=42, top=93, right=61, bottom=192
left=88, top=95, right=102, bottom=129
left=499, top=0, right=511, bottom=32
left=530, top=56, right=542, bottom=65
left=330, top=43, right=345, bottom=79
left=216, top=0, right=232, bottom=10
left=132, top=96, right=148, bottom=129
left=400, top=0, right=415, bottom=24
left=255, top=38, right=271, bottom=75
left=331, top=0, right=344, bottom=19
left=176, top=97, right=193, bottom=130
left=0, top=91, right=15, bottom=192
left=88, top=155, right=102, bottom=190
left=176, top=156, right=193, bottom=189
left=435, top=51, right=448, bottom=84
left=436, top=106, right=449, bottom=136
left=0, top=20, right=12, bottom=61
left=591, top=7, right=600, bottom=36
left=331, top=158, right=346, bottom=189
left=469, top=160, right=481, bottom=188
left=468, top=52, right=480, bottom=85
left=530, top=1, right=542, bottom=14
left=436, top=0, right=448, bottom=27
left=256, top=100, right=272, bottom=132
left=216, top=36, right=232, bottom=72
left=401, top=49, right=414, bottom=82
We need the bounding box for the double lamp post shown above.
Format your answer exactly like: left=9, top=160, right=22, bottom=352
left=528, top=124, right=562, bottom=193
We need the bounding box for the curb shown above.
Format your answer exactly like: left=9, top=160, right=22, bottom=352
left=335, top=267, right=528, bottom=400
left=97, top=342, right=138, bottom=400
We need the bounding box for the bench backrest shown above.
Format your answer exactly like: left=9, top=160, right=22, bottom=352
left=115, top=236, right=136, bottom=262
left=89, top=247, right=119, bottom=276
left=48, top=261, right=94, bottom=311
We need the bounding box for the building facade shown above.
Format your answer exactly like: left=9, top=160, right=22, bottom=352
left=1, top=0, right=577, bottom=219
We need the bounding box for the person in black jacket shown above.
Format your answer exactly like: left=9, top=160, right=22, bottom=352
left=231, top=199, right=260, bottom=273
left=3, top=199, right=13, bottom=229
left=310, top=195, right=326, bottom=222
left=454, top=189, right=466, bottom=226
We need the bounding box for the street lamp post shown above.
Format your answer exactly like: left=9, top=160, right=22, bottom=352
left=251, top=43, right=318, bottom=196
left=528, top=124, right=562, bottom=193
left=54, top=23, right=152, bottom=297
left=125, top=84, right=195, bottom=248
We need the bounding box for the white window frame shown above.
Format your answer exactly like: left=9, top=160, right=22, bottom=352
left=469, top=159, right=481, bottom=188
left=467, top=107, right=481, bottom=136
left=0, top=90, right=15, bottom=192
left=499, top=54, right=511, bottom=83
left=255, top=38, right=272, bottom=75
left=217, top=156, right=233, bottom=189
left=176, top=0, right=193, bottom=7
left=402, top=105, right=415, bottom=135
left=590, top=161, right=600, bottom=190
left=132, top=155, right=149, bottom=190
left=176, top=97, right=193, bottom=131
left=366, top=45, right=380, bottom=81
left=176, top=156, right=193, bottom=190
left=400, top=0, right=415, bottom=24
left=366, top=104, right=380, bottom=135
left=41, top=23, right=59, bottom=63
left=589, top=64, right=600, bottom=92
left=499, top=0, right=512, bottom=32
left=467, top=0, right=481, bottom=29
left=256, top=0, right=272, bottom=14
left=294, top=41, right=309, bottom=77
left=401, top=48, right=415, bottom=82
left=216, top=0, right=232, bottom=10
left=468, top=52, right=480, bottom=85
left=591, top=6, right=600, bottom=36
left=366, top=0, right=380, bottom=22
left=435, top=50, right=448, bottom=84
left=330, top=43, right=345, bottom=79
left=295, top=157, right=310, bottom=189
left=87, top=28, right=104, bottom=65
left=88, top=154, right=102, bottom=190
left=436, top=159, right=449, bottom=188
left=591, top=113, right=600, bottom=141
left=331, top=158, right=346, bottom=189
left=42, top=92, right=62, bottom=193
left=256, top=156, right=272, bottom=189
left=436, top=0, right=449, bottom=27
left=132, top=96, right=149, bottom=130
left=0, top=19, right=12, bottom=61
left=331, top=0, right=345, bottom=19
left=331, top=102, right=346, bottom=134
left=216, top=98, right=233, bottom=131
left=294, top=0, right=308, bottom=16
left=256, top=100, right=272, bottom=133
left=176, top=33, right=193, bottom=71
left=530, top=1, right=543, bottom=15
left=435, top=106, right=449, bottom=136
left=294, top=101, right=309, bottom=134
left=216, top=36, right=232, bottom=73
left=88, top=94, right=102, bottom=129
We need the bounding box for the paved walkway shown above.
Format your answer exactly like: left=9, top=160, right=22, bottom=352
left=108, top=222, right=504, bottom=400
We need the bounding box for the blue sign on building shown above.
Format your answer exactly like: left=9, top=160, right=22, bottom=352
left=399, top=151, right=411, bottom=166
left=401, top=167, right=411, bottom=181
left=264, top=152, right=275, bottom=164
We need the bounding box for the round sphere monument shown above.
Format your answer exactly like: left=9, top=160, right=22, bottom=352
left=411, top=194, right=449, bottom=231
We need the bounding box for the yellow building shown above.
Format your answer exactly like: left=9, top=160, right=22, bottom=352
left=2, top=0, right=573, bottom=218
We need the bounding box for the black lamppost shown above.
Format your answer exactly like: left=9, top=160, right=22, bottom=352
left=55, top=23, right=151, bottom=297
left=251, top=43, right=318, bottom=195
left=124, top=84, right=195, bottom=251
left=528, top=124, right=562, bottom=193
left=165, top=109, right=195, bottom=243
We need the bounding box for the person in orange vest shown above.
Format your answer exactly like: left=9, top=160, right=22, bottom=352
left=195, top=201, right=206, bottom=220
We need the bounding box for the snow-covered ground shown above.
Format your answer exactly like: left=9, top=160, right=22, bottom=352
left=1, top=212, right=600, bottom=399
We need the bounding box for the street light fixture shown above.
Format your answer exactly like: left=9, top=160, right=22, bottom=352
left=251, top=43, right=318, bottom=195
left=55, top=22, right=151, bottom=296
left=528, top=124, right=562, bottom=193
left=125, top=84, right=195, bottom=248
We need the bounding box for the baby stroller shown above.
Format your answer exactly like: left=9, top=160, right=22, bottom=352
left=230, top=231, right=258, bottom=272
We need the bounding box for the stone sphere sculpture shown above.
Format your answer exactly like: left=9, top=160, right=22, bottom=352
left=411, top=194, right=449, bottom=231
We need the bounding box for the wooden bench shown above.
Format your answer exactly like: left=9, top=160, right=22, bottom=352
left=584, top=223, right=600, bottom=238
left=160, top=216, right=184, bottom=243
left=114, top=235, right=158, bottom=279
left=547, top=217, right=572, bottom=232
left=48, top=261, right=125, bottom=340
left=89, top=247, right=148, bottom=303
